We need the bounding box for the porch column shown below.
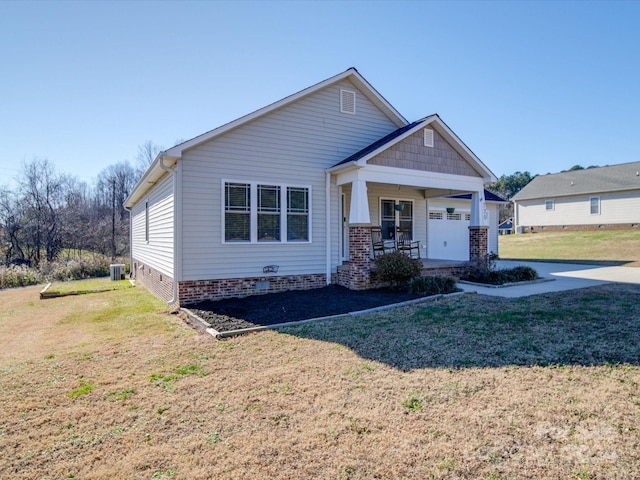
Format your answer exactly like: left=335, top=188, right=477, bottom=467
left=346, top=179, right=371, bottom=290
left=468, top=191, right=489, bottom=263
left=349, top=179, right=370, bottom=224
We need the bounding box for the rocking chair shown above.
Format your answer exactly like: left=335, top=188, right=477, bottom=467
left=370, top=226, right=395, bottom=258
left=396, top=228, right=420, bottom=259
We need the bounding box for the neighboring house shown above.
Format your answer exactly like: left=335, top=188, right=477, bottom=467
left=124, top=68, right=499, bottom=305
left=512, top=162, right=640, bottom=233
left=498, top=217, right=514, bottom=235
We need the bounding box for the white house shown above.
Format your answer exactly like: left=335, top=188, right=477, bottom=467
left=124, top=68, right=500, bottom=305
left=513, top=162, right=640, bottom=233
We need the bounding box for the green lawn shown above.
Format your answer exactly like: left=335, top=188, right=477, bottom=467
left=2, top=280, right=640, bottom=479
left=499, top=229, right=640, bottom=266
left=40, top=277, right=133, bottom=298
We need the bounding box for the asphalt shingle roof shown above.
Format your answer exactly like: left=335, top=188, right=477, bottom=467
left=512, top=161, right=640, bottom=201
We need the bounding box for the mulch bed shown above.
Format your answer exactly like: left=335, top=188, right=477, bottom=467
left=184, top=285, right=423, bottom=332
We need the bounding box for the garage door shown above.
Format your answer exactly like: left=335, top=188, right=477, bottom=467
left=427, top=211, right=470, bottom=261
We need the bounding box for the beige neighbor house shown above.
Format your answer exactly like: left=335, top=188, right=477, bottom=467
left=124, top=68, right=501, bottom=306
left=512, top=161, right=640, bottom=233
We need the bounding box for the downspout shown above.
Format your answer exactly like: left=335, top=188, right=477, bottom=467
left=123, top=205, right=132, bottom=279
left=159, top=153, right=179, bottom=306
left=325, top=172, right=331, bottom=285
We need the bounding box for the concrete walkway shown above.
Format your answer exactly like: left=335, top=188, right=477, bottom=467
left=457, top=260, right=640, bottom=298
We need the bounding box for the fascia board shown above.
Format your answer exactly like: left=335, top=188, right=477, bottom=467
left=124, top=154, right=178, bottom=208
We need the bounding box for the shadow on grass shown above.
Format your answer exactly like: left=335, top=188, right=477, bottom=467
left=278, top=283, right=640, bottom=371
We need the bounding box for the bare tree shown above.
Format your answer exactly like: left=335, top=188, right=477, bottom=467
left=135, top=140, right=163, bottom=178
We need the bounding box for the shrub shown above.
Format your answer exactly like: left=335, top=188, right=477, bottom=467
left=463, top=253, right=539, bottom=285
left=374, top=251, right=423, bottom=289
left=0, top=264, right=43, bottom=289
left=408, top=276, right=458, bottom=296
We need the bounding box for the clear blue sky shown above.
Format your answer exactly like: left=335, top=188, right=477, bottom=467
left=2, top=0, right=639, bottom=186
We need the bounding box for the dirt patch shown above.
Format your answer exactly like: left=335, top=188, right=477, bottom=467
left=185, top=285, right=423, bottom=332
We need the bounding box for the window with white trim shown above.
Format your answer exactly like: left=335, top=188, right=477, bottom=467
left=224, top=181, right=310, bottom=243
left=590, top=196, right=600, bottom=215
left=258, top=185, right=280, bottom=241
left=287, top=187, right=309, bottom=241
left=545, top=200, right=555, bottom=211
left=380, top=199, right=413, bottom=239
left=225, top=183, right=251, bottom=241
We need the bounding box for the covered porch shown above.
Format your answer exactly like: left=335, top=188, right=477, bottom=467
left=327, top=115, right=495, bottom=291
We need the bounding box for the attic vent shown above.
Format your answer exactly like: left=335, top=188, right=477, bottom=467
left=423, top=128, right=434, bottom=147
left=340, top=89, right=356, bottom=114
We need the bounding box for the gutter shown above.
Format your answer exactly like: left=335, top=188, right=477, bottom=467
left=159, top=153, right=179, bottom=306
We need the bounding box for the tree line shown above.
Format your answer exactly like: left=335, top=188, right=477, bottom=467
left=1, top=146, right=563, bottom=268
left=0, top=142, right=161, bottom=267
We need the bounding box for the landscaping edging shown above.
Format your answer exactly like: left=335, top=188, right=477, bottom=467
left=181, top=291, right=467, bottom=339
left=458, top=277, right=554, bottom=289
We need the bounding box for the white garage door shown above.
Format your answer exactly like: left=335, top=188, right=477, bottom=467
left=427, top=211, right=470, bottom=261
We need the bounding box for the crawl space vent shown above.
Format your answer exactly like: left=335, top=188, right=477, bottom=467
left=423, top=128, right=434, bottom=147
left=340, top=89, right=356, bottom=114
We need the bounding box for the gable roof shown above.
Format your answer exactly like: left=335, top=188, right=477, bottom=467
left=125, top=68, right=408, bottom=208
left=329, top=114, right=497, bottom=183
left=166, top=67, right=407, bottom=157
left=512, top=161, right=640, bottom=201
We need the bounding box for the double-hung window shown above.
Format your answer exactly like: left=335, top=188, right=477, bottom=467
left=590, top=196, right=600, bottom=215
left=258, top=185, right=280, bottom=241
left=225, top=183, right=251, bottom=241
left=224, top=181, right=310, bottom=243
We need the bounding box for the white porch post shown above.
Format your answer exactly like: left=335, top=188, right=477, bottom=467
left=349, top=179, right=371, bottom=224
left=469, top=190, right=489, bottom=262
left=469, top=190, right=487, bottom=227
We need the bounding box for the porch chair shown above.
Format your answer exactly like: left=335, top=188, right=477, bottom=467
left=396, top=227, right=420, bottom=259
left=370, top=226, right=395, bottom=258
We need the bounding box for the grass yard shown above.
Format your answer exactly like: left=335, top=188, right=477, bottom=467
left=1, top=280, right=640, bottom=479
left=41, top=278, right=133, bottom=298
left=499, top=229, right=640, bottom=267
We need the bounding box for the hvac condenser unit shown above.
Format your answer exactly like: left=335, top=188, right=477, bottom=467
left=110, top=264, right=125, bottom=281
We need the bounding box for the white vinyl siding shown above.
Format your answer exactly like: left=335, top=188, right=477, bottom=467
left=131, top=173, right=174, bottom=277
left=180, top=79, right=398, bottom=281
left=516, top=190, right=640, bottom=228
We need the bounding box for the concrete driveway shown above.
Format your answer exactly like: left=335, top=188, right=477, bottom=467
left=457, top=260, right=640, bottom=298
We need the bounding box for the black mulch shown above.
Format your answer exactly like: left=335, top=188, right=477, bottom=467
left=184, top=285, right=424, bottom=333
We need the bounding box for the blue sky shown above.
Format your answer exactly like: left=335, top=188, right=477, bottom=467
left=1, top=0, right=639, bottom=186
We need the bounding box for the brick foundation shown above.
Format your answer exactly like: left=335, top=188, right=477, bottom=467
left=178, top=273, right=327, bottom=305
left=131, top=258, right=175, bottom=304
left=522, top=223, right=639, bottom=233
left=469, top=226, right=489, bottom=263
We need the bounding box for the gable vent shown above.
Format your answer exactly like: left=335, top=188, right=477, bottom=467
left=423, top=128, right=434, bottom=147
left=340, top=89, right=356, bottom=114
